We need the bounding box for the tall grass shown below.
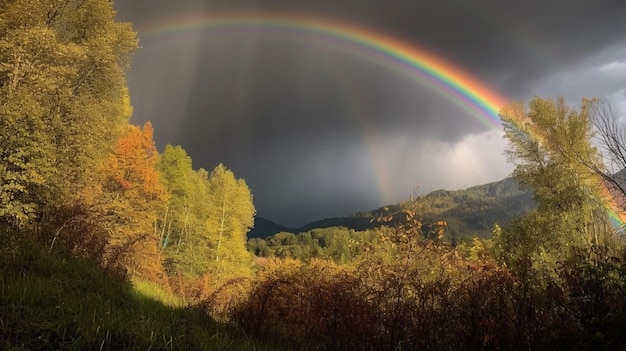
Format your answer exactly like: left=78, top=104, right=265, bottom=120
left=0, top=242, right=268, bottom=350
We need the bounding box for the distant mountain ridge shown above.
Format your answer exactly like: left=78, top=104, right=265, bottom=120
left=418, top=177, right=534, bottom=238
left=248, top=217, right=296, bottom=239
left=248, top=177, right=535, bottom=239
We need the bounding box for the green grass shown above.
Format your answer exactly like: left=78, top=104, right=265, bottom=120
left=0, top=245, right=271, bottom=350
left=131, top=278, right=185, bottom=308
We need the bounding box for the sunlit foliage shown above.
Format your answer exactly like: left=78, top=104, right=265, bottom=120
left=205, top=163, right=256, bottom=285
left=0, top=0, right=137, bottom=229
left=95, top=122, right=168, bottom=281
left=498, top=98, right=617, bottom=274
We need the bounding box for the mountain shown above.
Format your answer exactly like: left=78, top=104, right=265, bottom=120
left=417, top=177, right=534, bottom=238
left=298, top=210, right=377, bottom=233
left=248, top=217, right=296, bottom=239
left=249, top=177, right=536, bottom=239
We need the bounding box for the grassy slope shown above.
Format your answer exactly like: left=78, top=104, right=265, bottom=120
left=0, top=244, right=268, bottom=351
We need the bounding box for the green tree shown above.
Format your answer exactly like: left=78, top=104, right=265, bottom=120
left=0, top=0, right=137, bottom=229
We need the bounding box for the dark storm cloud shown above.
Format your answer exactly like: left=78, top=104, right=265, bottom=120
left=117, top=0, right=626, bottom=95
left=114, top=0, right=626, bottom=226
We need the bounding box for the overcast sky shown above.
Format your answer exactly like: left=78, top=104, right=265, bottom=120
left=114, top=0, right=626, bottom=227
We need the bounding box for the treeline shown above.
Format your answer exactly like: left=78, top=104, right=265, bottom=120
left=247, top=227, right=382, bottom=263
left=0, top=0, right=254, bottom=297
left=247, top=221, right=451, bottom=264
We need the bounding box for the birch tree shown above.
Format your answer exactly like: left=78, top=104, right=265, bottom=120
left=206, top=164, right=255, bottom=284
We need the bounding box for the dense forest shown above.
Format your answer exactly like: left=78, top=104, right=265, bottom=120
left=3, top=1, right=626, bottom=350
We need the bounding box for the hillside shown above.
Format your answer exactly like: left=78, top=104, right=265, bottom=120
left=0, top=243, right=265, bottom=350
left=249, top=177, right=535, bottom=239
left=416, top=177, right=534, bottom=238
left=248, top=217, right=296, bottom=238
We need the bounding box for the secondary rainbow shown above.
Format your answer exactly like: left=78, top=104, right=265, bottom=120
left=139, top=14, right=624, bottom=227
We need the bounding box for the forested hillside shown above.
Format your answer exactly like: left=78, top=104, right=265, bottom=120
left=250, top=176, right=534, bottom=240
left=416, top=177, right=534, bottom=238
left=3, top=1, right=626, bottom=350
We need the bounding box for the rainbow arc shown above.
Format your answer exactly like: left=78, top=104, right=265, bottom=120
left=140, top=14, right=625, bottom=227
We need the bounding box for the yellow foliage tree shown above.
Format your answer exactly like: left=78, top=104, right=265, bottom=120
left=0, top=0, right=137, bottom=234
left=206, top=164, right=256, bottom=286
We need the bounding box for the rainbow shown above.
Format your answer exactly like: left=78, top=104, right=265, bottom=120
left=501, top=102, right=626, bottom=229
left=139, top=14, right=506, bottom=130
left=137, top=14, right=625, bottom=228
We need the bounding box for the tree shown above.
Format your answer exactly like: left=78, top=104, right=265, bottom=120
left=498, top=97, right=610, bottom=268
left=156, top=144, right=210, bottom=276
left=95, top=122, right=167, bottom=279
left=206, top=164, right=256, bottom=285
left=0, top=0, right=137, bottom=230
left=157, top=144, right=195, bottom=252
left=172, top=167, right=217, bottom=277
left=586, top=100, right=626, bottom=227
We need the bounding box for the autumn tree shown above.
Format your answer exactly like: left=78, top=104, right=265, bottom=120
left=156, top=149, right=256, bottom=287
left=157, top=144, right=194, bottom=252
left=498, top=97, right=610, bottom=270
left=206, top=164, right=256, bottom=285
left=91, top=122, right=167, bottom=279
left=0, top=0, right=137, bottom=230
left=156, top=144, right=210, bottom=276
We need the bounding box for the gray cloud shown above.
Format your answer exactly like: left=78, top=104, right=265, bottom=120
left=114, top=0, right=626, bottom=227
